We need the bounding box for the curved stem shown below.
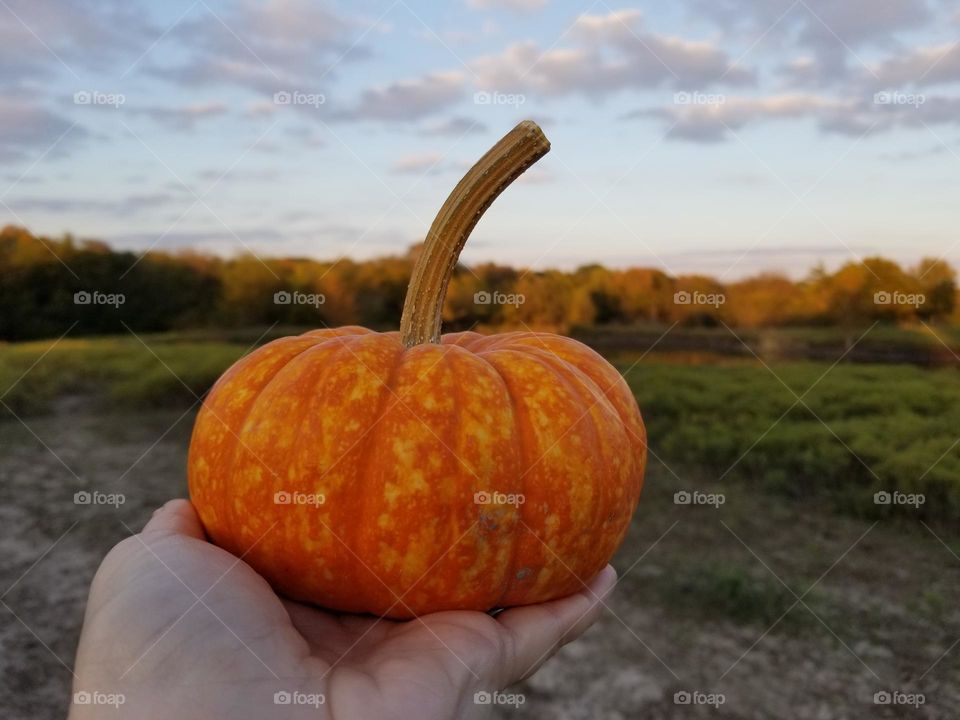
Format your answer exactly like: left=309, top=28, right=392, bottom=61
left=399, top=120, right=550, bottom=347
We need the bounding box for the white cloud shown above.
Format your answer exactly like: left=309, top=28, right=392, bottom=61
left=390, top=152, right=447, bottom=174
left=0, top=98, right=84, bottom=162
left=468, top=0, right=547, bottom=11
left=344, top=72, right=466, bottom=121
left=129, top=102, right=229, bottom=130
left=149, top=0, right=360, bottom=95
left=869, top=42, right=960, bottom=87
left=422, top=116, right=488, bottom=136
left=637, top=90, right=960, bottom=142
left=471, top=10, right=753, bottom=97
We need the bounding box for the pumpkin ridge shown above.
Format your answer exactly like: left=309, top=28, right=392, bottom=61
left=211, top=336, right=326, bottom=542
left=507, top=334, right=644, bottom=444
left=508, top=345, right=625, bottom=582
left=271, top=334, right=385, bottom=603
left=351, top=335, right=406, bottom=614
left=473, top=348, right=529, bottom=607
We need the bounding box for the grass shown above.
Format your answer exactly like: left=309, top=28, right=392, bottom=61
left=2, top=331, right=958, bottom=525
left=0, top=336, right=246, bottom=415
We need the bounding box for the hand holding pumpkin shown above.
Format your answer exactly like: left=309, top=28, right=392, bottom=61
left=70, top=499, right=618, bottom=720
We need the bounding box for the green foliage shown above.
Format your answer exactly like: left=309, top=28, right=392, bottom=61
left=623, top=360, right=960, bottom=524
left=0, top=337, right=245, bottom=415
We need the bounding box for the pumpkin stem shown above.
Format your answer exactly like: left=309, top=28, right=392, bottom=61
left=399, top=120, right=551, bottom=347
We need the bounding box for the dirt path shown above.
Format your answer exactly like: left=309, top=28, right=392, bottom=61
left=1, top=404, right=958, bottom=719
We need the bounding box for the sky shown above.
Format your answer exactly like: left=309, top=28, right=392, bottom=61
left=1, top=0, right=959, bottom=279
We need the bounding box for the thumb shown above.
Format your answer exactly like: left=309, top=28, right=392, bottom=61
left=496, top=565, right=617, bottom=684
left=141, top=498, right=207, bottom=541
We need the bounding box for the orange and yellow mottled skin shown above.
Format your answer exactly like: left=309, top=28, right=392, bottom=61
left=188, top=327, right=646, bottom=618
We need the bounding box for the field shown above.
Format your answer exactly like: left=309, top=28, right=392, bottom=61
left=1, top=330, right=959, bottom=718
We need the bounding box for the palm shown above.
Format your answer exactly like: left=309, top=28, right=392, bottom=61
left=71, top=501, right=615, bottom=720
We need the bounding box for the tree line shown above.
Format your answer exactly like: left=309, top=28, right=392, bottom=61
left=1, top=225, right=956, bottom=341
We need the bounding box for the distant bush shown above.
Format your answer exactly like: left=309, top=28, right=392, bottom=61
left=1, top=225, right=957, bottom=341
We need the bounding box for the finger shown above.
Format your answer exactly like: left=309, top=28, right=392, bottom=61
left=496, top=565, right=617, bottom=683
left=141, top=498, right=206, bottom=540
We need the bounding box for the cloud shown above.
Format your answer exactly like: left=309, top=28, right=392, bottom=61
left=149, top=0, right=362, bottom=96
left=471, top=10, right=754, bottom=97
left=390, top=153, right=448, bottom=174
left=0, top=98, right=84, bottom=162
left=688, top=0, right=930, bottom=46
left=421, top=116, right=489, bottom=136
left=636, top=93, right=851, bottom=142
left=0, top=0, right=155, bottom=89
left=342, top=72, right=466, bottom=121
left=468, top=0, right=547, bottom=11
left=129, top=102, right=229, bottom=131
left=634, top=90, right=960, bottom=142
left=8, top=192, right=184, bottom=215
left=688, top=0, right=932, bottom=85
left=869, top=42, right=960, bottom=87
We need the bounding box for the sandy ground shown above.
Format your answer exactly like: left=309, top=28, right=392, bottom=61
left=1, top=402, right=958, bottom=719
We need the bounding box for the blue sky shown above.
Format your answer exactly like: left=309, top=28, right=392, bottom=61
left=2, top=0, right=959, bottom=278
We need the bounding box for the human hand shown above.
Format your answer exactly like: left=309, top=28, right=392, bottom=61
left=70, top=499, right=617, bottom=719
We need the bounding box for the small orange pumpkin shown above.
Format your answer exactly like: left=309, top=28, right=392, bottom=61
left=188, top=121, right=646, bottom=618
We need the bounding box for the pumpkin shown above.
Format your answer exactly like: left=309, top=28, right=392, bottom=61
left=187, top=121, right=646, bottom=618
